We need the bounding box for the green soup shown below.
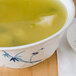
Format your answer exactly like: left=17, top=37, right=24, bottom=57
left=0, top=0, right=67, bottom=47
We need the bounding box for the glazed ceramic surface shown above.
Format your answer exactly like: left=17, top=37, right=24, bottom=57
left=67, top=19, right=76, bottom=52
left=0, top=0, right=75, bottom=68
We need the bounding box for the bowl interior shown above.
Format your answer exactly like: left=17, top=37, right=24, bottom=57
left=0, top=0, right=75, bottom=50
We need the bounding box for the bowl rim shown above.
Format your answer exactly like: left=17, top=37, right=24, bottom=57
left=0, top=0, right=75, bottom=50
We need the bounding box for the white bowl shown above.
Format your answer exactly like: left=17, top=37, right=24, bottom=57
left=0, top=0, right=75, bottom=68
left=67, top=19, right=76, bottom=51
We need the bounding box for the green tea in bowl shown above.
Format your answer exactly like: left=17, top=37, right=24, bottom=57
left=0, top=0, right=67, bottom=47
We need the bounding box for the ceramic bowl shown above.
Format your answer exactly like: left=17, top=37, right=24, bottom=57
left=0, top=0, right=75, bottom=68
left=67, top=19, right=76, bottom=51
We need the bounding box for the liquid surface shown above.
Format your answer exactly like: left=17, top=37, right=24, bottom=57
left=0, top=0, right=67, bottom=47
